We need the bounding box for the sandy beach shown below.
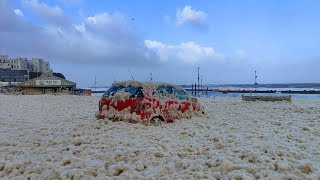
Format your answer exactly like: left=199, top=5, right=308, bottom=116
left=0, top=95, right=319, bottom=179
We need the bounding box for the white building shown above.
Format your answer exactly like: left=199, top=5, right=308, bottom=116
left=29, top=58, right=50, bottom=73
left=0, top=55, right=51, bottom=73
left=11, top=57, right=29, bottom=71
left=0, top=55, right=11, bottom=69
left=0, top=63, right=12, bottom=69
left=0, top=55, right=8, bottom=63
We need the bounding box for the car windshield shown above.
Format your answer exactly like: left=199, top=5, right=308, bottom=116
left=102, top=86, right=123, bottom=97
left=103, top=86, right=143, bottom=98
left=156, top=85, right=189, bottom=100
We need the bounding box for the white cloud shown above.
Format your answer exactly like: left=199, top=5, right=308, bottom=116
left=176, top=5, right=207, bottom=26
left=22, top=0, right=68, bottom=26
left=145, top=40, right=224, bottom=64
left=1, top=1, right=153, bottom=65
left=235, top=49, right=248, bottom=60
left=74, top=23, right=85, bottom=33
left=86, top=13, right=114, bottom=25
left=14, top=9, right=24, bottom=16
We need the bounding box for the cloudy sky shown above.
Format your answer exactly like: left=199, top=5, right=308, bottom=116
left=1, top=0, right=319, bottom=87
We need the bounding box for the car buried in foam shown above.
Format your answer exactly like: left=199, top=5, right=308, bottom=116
left=96, top=81, right=204, bottom=125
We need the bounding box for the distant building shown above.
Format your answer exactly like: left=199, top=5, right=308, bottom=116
left=0, top=54, right=54, bottom=83
left=0, top=62, right=12, bottom=69
left=0, top=54, right=51, bottom=73
left=0, top=55, right=8, bottom=63
left=0, top=69, right=29, bottom=82
left=29, top=58, right=50, bottom=73
left=0, top=55, right=11, bottom=69
left=11, top=57, right=28, bottom=70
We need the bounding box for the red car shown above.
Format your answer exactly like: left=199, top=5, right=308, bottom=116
left=96, top=81, right=204, bottom=125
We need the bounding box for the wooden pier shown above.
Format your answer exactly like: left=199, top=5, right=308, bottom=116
left=90, top=88, right=320, bottom=95
left=185, top=88, right=320, bottom=95
left=242, top=95, right=291, bottom=102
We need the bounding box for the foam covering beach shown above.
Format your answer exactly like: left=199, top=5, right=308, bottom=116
left=0, top=95, right=319, bottom=179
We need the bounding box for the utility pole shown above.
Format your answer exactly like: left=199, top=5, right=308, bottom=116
left=150, top=73, right=153, bottom=81
left=201, top=75, right=203, bottom=92
left=197, top=67, right=200, bottom=96
left=254, top=71, right=258, bottom=85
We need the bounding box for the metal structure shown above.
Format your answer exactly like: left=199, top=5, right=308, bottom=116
left=255, top=71, right=258, bottom=85
left=197, top=67, right=200, bottom=95
left=201, top=75, right=203, bottom=92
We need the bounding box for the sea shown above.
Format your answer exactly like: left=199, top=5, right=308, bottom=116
left=88, top=83, right=320, bottom=99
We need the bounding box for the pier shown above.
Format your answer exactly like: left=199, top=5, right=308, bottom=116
left=90, top=89, right=320, bottom=95
left=242, top=95, right=292, bottom=102
left=185, top=88, right=320, bottom=95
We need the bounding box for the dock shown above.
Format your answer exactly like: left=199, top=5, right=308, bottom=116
left=185, top=88, right=320, bottom=95
left=242, top=95, right=291, bottom=102
left=91, top=89, right=320, bottom=95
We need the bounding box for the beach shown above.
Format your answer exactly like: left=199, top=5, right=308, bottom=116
left=0, top=95, right=319, bottom=179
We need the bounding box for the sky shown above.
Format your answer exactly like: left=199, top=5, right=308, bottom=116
left=1, top=0, right=319, bottom=88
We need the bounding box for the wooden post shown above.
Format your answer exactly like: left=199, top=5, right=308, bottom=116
left=206, top=87, right=208, bottom=95
left=194, top=83, right=197, bottom=96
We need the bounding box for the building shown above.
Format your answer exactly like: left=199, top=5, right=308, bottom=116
left=29, top=58, right=50, bottom=73
left=17, top=72, right=76, bottom=95
left=11, top=57, right=29, bottom=71
left=0, top=69, right=29, bottom=83
left=0, top=55, right=8, bottom=63
left=0, top=55, right=51, bottom=73
left=0, top=62, right=12, bottom=69
left=0, top=55, right=11, bottom=69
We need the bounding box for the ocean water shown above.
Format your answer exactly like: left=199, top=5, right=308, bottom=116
left=88, top=83, right=320, bottom=99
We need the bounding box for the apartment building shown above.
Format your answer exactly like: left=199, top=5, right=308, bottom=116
left=11, top=57, right=29, bottom=70
left=0, top=55, right=8, bottom=63
left=0, top=55, right=11, bottom=69
left=0, top=55, right=50, bottom=73
left=1, top=55, right=52, bottom=83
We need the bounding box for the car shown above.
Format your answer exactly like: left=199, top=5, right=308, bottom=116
left=96, top=81, right=204, bottom=125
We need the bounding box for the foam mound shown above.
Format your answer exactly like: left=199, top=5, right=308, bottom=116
left=0, top=95, right=319, bottom=179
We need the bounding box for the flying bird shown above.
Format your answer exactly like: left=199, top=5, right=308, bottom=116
left=131, top=18, right=135, bottom=20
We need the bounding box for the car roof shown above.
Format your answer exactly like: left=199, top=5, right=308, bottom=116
left=112, top=80, right=187, bottom=92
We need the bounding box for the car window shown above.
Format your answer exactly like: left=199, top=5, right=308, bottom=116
left=156, top=85, right=174, bottom=98
left=120, top=86, right=144, bottom=98
left=103, top=86, right=123, bottom=97
left=174, top=88, right=188, bottom=100
left=103, top=86, right=143, bottom=98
